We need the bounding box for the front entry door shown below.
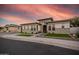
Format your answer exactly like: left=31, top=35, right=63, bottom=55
left=43, top=25, right=47, bottom=33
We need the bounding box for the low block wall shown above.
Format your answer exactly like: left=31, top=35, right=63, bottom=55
left=47, top=28, right=70, bottom=34
left=70, top=27, right=79, bottom=34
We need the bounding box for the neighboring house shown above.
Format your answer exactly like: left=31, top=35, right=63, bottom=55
left=20, top=17, right=79, bottom=34
left=0, top=26, right=4, bottom=32
left=4, top=24, right=19, bottom=32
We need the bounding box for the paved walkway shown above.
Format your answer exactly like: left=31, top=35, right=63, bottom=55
left=1, top=33, right=79, bottom=51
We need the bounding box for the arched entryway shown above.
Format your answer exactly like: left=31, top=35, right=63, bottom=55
left=43, top=25, right=47, bottom=33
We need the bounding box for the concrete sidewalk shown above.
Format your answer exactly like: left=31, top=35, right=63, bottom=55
left=1, top=34, right=79, bottom=51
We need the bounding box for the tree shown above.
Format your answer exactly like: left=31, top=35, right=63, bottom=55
left=70, top=17, right=79, bottom=27
left=0, top=27, right=3, bottom=31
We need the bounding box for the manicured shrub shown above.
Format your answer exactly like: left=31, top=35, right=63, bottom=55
left=76, top=33, right=79, bottom=38
left=45, top=33, right=70, bottom=37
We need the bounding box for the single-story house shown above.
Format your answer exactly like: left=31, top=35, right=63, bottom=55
left=4, top=24, right=19, bottom=32
left=20, top=17, right=79, bottom=34
left=21, top=22, right=41, bottom=33
left=0, top=26, right=4, bottom=32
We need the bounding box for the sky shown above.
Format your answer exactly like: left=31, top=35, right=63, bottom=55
left=0, top=4, right=79, bottom=26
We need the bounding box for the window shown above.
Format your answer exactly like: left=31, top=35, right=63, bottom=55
left=30, top=26, right=33, bottom=31
left=22, top=26, right=25, bottom=29
left=52, top=26, right=55, bottom=31
left=31, top=27, right=33, bottom=31
left=48, top=26, right=51, bottom=31
left=25, top=26, right=27, bottom=29
left=27, top=26, right=29, bottom=30
left=62, top=25, right=64, bottom=28
left=34, top=28, right=36, bottom=31
left=17, top=26, right=19, bottom=29
left=37, top=25, right=38, bottom=31
left=52, top=24, right=55, bottom=31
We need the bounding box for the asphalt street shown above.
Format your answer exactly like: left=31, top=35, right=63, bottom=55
left=0, top=37, right=79, bottom=55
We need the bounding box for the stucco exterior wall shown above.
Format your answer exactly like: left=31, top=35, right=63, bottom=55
left=39, top=19, right=52, bottom=25
left=70, top=27, right=79, bottom=34
left=47, top=28, right=70, bottom=34
left=3, top=26, right=19, bottom=32
left=47, top=21, right=70, bottom=28
left=38, top=19, right=53, bottom=32
left=47, top=21, right=70, bottom=34
left=21, top=24, right=41, bottom=34
left=8, top=27, right=19, bottom=32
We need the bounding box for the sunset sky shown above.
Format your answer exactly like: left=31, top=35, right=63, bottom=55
left=0, top=4, right=79, bottom=26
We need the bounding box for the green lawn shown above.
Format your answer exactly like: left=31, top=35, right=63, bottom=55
left=45, top=33, right=70, bottom=37
left=44, top=33, right=79, bottom=41
left=18, top=32, right=32, bottom=36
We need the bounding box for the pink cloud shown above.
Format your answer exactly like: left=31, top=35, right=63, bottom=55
left=8, top=4, right=77, bottom=20
left=0, top=4, right=79, bottom=25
